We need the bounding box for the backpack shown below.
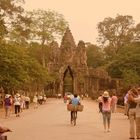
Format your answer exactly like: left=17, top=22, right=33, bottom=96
left=4, top=98, right=11, bottom=106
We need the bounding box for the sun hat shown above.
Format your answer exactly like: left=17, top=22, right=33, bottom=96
left=102, top=91, right=109, bottom=97
left=16, top=93, right=20, bottom=97
left=5, top=94, right=10, bottom=98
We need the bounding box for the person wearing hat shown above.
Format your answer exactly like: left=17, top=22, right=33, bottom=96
left=128, top=88, right=140, bottom=139
left=4, top=94, right=12, bottom=118
left=101, top=91, right=112, bottom=132
left=14, top=94, right=21, bottom=117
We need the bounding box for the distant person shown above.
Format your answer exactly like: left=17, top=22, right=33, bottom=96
left=111, top=93, right=118, bottom=113
left=4, top=94, right=12, bottom=118
left=124, top=92, right=129, bottom=116
left=14, top=94, right=21, bottom=117
left=20, top=95, right=25, bottom=112
left=33, top=95, right=38, bottom=109
left=81, top=94, right=84, bottom=100
left=97, top=94, right=102, bottom=113
left=43, top=95, right=47, bottom=103
left=63, top=95, right=67, bottom=103
left=25, top=96, right=30, bottom=109
left=101, top=91, right=112, bottom=132
left=69, top=94, right=80, bottom=124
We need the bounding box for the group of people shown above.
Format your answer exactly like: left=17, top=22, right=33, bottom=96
left=3, top=93, right=47, bottom=118
left=3, top=93, right=31, bottom=118
left=97, top=87, right=140, bottom=139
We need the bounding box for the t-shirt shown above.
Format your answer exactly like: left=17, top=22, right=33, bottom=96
left=71, top=98, right=80, bottom=105
left=4, top=98, right=11, bottom=106
left=102, top=98, right=111, bottom=111
left=14, top=97, right=21, bottom=105
left=111, top=96, right=118, bottom=104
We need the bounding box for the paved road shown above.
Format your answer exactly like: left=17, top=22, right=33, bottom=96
left=0, top=99, right=129, bottom=140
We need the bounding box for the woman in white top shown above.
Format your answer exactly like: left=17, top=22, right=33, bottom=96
left=14, top=94, right=21, bottom=117
left=33, top=95, right=38, bottom=109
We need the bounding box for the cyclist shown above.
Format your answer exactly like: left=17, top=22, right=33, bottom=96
left=69, top=94, right=80, bottom=124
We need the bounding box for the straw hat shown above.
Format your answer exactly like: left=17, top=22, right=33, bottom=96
left=102, top=91, right=109, bottom=97
left=5, top=94, right=10, bottom=98
left=16, top=93, right=20, bottom=97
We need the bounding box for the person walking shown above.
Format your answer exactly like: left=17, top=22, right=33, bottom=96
left=3, top=94, right=12, bottom=118
left=14, top=94, right=21, bottom=117
left=124, top=92, right=129, bottom=116
left=25, top=96, right=30, bottom=109
left=111, top=93, right=118, bottom=113
left=97, top=94, right=103, bottom=113
left=101, top=91, right=112, bottom=132
left=128, top=88, right=140, bottom=139
left=33, top=95, right=38, bottom=109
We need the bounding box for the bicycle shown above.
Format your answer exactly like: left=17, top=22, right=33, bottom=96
left=71, top=106, right=78, bottom=126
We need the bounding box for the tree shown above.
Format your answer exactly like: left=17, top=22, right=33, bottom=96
left=107, top=42, right=140, bottom=81
left=0, top=0, right=24, bottom=42
left=97, top=15, right=135, bottom=59
left=86, top=43, right=105, bottom=68
left=26, top=9, right=68, bottom=67
left=0, top=43, right=29, bottom=93
left=27, top=9, right=68, bottom=45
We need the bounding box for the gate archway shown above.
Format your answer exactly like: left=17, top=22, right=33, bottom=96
left=63, top=66, right=74, bottom=96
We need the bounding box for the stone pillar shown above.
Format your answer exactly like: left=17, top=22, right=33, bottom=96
left=73, top=76, right=77, bottom=94
left=59, top=74, right=64, bottom=95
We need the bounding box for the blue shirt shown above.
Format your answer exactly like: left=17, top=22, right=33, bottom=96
left=71, top=98, right=79, bottom=105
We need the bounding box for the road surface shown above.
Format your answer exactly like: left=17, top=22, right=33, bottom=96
left=0, top=99, right=129, bottom=140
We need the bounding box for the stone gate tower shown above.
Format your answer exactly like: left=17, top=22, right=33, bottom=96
left=47, top=28, right=89, bottom=96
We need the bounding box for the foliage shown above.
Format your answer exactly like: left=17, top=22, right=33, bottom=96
left=97, top=14, right=140, bottom=60
left=0, top=44, right=29, bottom=90
left=0, top=0, right=24, bottom=41
left=122, top=70, right=140, bottom=87
left=26, top=9, right=68, bottom=45
left=86, top=43, right=105, bottom=68
left=107, top=42, right=140, bottom=81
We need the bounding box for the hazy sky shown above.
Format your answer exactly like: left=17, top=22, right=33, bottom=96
left=24, top=0, right=140, bottom=44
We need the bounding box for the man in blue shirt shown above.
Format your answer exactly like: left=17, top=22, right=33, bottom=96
left=69, top=94, right=80, bottom=124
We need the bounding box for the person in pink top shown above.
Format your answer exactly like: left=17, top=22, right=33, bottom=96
left=111, top=93, right=118, bottom=113
left=101, top=91, right=112, bottom=132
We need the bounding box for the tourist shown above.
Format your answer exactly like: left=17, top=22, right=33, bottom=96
left=3, top=94, right=12, bottom=118
left=69, top=94, right=80, bottom=124
left=127, top=88, right=139, bottom=139
left=14, top=94, right=21, bottom=117
left=38, top=95, right=43, bottom=105
left=101, top=91, right=112, bottom=132
left=97, top=94, right=103, bottom=113
left=33, top=95, right=38, bottom=109
left=111, top=93, right=118, bottom=113
left=63, top=95, right=67, bottom=103
left=20, top=95, right=25, bottom=112
left=25, top=96, right=30, bottom=109
left=124, top=92, right=129, bottom=116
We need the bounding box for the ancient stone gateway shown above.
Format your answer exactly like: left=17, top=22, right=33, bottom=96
left=47, top=28, right=119, bottom=97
